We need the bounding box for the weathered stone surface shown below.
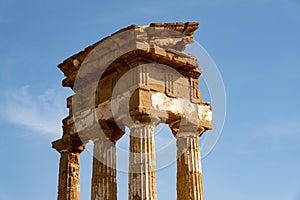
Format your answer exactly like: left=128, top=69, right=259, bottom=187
left=53, top=21, right=212, bottom=200
left=171, top=126, right=205, bottom=200
left=91, top=139, right=117, bottom=200
left=52, top=135, right=85, bottom=200
left=125, top=117, right=159, bottom=200
left=59, top=24, right=200, bottom=89
left=57, top=152, right=81, bottom=200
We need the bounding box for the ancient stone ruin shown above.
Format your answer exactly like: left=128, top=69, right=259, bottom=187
left=52, top=22, right=212, bottom=200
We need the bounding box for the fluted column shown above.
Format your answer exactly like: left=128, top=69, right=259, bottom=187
left=175, top=128, right=205, bottom=200
left=52, top=137, right=85, bottom=200
left=91, top=137, right=117, bottom=200
left=127, top=117, right=159, bottom=200
left=58, top=152, right=81, bottom=200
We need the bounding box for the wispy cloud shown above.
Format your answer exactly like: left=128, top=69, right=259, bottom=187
left=262, top=118, right=300, bottom=138
left=0, top=86, right=70, bottom=137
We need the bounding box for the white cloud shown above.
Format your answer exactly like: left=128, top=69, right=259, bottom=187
left=0, top=86, right=71, bottom=137
left=263, top=118, right=300, bottom=138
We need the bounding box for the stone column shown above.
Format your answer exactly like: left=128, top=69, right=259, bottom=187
left=53, top=137, right=85, bottom=200
left=127, top=117, right=159, bottom=200
left=91, top=137, right=117, bottom=200
left=175, top=127, right=205, bottom=200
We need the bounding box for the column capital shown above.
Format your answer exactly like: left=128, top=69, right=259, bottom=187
left=169, top=120, right=206, bottom=138
left=52, top=134, right=85, bottom=154
left=122, top=115, right=160, bottom=129
left=85, top=120, right=125, bottom=143
left=176, top=126, right=205, bottom=138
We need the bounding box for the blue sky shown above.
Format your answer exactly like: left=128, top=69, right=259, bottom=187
left=1, top=0, right=300, bottom=199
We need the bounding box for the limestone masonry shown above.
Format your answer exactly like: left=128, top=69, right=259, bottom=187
left=52, top=22, right=212, bottom=200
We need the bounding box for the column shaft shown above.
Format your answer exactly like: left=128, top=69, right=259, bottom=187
left=129, top=125, right=157, bottom=200
left=58, top=152, right=81, bottom=200
left=176, top=135, right=204, bottom=200
left=91, top=139, right=117, bottom=200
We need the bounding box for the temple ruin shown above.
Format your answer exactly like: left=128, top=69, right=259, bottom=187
left=52, top=21, right=212, bottom=200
